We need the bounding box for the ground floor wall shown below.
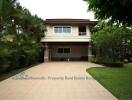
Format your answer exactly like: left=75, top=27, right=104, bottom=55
left=50, top=42, right=88, bottom=61
left=44, top=42, right=92, bottom=62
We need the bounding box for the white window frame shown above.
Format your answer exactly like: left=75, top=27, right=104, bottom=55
left=53, top=26, right=72, bottom=34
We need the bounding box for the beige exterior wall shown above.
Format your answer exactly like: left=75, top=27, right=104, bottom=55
left=86, top=25, right=91, bottom=37
left=45, top=25, right=90, bottom=37
left=41, top=24, right=91, bottom=43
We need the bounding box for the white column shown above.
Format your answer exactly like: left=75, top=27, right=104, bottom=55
left=88, top=42, right=93, bottom=62
left=44, top=43, right=49, bottom=62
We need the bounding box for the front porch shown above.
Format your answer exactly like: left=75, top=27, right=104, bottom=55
left=44, top=42, right=92, bottom=62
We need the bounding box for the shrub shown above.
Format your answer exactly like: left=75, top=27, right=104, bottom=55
left=103, top=62, right=124, bottom=67
left=0, top=63, right=10, bottom=73
left=92, top=58, right=124, bottom=67
left=0, top=47, right=11, bottom=73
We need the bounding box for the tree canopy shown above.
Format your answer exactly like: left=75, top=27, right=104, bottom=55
left=87, top=0, right=132, bottom=25
left=92, top=22, right=132, bottom=62
left=0, top=0, right=46, bottom=73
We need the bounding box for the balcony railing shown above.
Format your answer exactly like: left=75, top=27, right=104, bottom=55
left=79, top=32, right=86, bottom=36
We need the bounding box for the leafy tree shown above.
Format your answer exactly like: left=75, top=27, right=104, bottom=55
left=0, top=0, right=45, bottom=73
left=92, top=22, right=132, bottom=62
left=87, top=0, right=132, bottom=25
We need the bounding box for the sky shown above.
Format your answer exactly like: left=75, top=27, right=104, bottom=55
left=18, top=0, right=95, bottom=20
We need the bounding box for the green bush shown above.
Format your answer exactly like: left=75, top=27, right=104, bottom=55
left=0, top=47, right=11, bottom=73
left=0, top=63, right=10, bottom=73
left=102, top=62, right=124, bottom=67
left=92, top=58, right=124, bottom=67
left=0, top=39, right=43, bottom=74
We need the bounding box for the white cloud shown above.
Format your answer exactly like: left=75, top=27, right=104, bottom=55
left=18, top=0, right=95, bottom=20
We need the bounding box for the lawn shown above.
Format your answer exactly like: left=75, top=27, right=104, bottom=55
left=86, top=63, right=132, bottom=100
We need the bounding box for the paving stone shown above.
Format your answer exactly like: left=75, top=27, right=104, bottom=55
left=0, top=62, right=117, bottom=100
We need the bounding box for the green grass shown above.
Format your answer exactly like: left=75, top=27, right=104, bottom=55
left=86, top=63, right=132, bottom=100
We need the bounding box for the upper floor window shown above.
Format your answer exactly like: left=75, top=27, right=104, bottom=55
left=54, top=26, right=71, bottom=33
left=78, top=26, right=86, bottom=35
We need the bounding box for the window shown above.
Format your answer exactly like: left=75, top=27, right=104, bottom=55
left=54, top=26, right=71, bottom=33
left=58, top=48, right=63, bottom=53
left=63, top=27, right=71, bottom=33
left=57, top=48, right=70, bottom=54
left=64, top=48, right=70, bottom=53
left=63, top=27, right=67, bottom=33
left=78, top=26, right=86, bottom=35
left=54, top=27, right=58, bottom=33
left=58, top=27, right=63, bottom=33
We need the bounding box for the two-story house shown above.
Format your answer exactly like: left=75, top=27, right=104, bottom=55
left=41, top=19, right=97, bottom=62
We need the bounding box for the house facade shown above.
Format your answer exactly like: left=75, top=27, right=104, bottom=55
left=41, top=19, right=96, bottom=62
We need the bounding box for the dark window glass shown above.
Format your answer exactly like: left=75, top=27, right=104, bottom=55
left=64, top=48, right=70, bottom=53
left=57, top=48, right=70, bottom=54
left=58, top=48, right=63, bottom=53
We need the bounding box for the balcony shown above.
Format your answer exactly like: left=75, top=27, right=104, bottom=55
left=79, top=32, right=86, bottom=36
left=78, top=25, right=86, bottom=36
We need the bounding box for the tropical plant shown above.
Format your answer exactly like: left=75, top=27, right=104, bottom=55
left=92, top=22, right=132, bottom=62
left=0, top=0, right=45, bottom=73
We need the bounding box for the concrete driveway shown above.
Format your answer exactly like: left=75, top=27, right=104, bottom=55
left=0, top=62, right=117, bottom=100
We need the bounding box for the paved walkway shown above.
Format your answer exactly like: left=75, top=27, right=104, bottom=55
left=0, top=62, right=117, bottom=100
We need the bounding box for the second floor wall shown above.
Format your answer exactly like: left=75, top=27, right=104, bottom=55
left=45, top=25, right=91, bottom=37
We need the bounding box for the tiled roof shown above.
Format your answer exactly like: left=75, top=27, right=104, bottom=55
left=45, top=19, right=97, bottom=24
